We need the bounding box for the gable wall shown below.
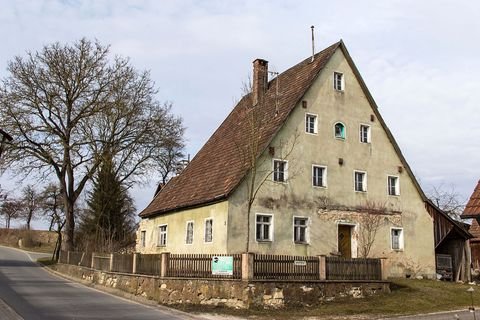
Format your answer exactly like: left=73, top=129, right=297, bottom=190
left=228, top=48, right=435, bottom=277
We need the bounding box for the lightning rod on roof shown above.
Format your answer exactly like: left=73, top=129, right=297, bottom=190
left=311, top=25, right=315, bottom=62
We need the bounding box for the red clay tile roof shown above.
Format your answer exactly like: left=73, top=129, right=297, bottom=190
left=462, top=180, right=480, bottom=218
left=469, top=219, right=480, bottom=241
left=139, top=42, right=341, bottom=218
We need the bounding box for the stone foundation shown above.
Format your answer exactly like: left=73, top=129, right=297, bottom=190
left=52, top=264, right=390, bottom=309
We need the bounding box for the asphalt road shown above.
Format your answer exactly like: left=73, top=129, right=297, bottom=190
left=0, top=246, right=201, bottom=320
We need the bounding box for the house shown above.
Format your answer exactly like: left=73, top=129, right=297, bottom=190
left=138, top=40, right=436, bottom=278
left=426, top=200, right=472, bottom=281
left=461, top=180, right=480, bottom=269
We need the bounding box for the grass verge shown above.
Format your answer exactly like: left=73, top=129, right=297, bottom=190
left=174, top=279, right=480, bottom=319
left=37, top=257, right=57, bottom=266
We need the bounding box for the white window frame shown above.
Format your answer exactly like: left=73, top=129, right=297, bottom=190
left=334, top=122, right=346, bottom=140
left=390, top=227, right=404, bottom=251
left=312, top=165, right=327, bottom=188
left=305, top=113, right=318, bottom=134
left=387, top=175, right=400, bottom=196
left=354, top=170, right=367, bottom=192
left=140, top=230, right=146, bottom=248
left=272, top=159, right=288, bottom=183
left=333, top=72, right=344, bottom=91
left=204, top=218, right=213, bottom=243
left=293, top=216, right=309, bottom=244
left=157, top=224, right=168, bottom=247
left=359, top=124, right=371, bottom=143
left=255, top=213, right=274, bottom=242
left=185, top=221, right=194, bottom=245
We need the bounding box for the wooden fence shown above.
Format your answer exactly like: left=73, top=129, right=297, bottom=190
left=92, top=253, right=110, bottom=271
left=253, top=254, right=319, bottom=280
left=136, top=254, right=162, bottom=276
left=167, top=253, right=242, bottom=279
left=326, top=257, right=382, bottom=280
left=58, top=251, right=385, bottom=281
left=111, top=253, right=134, bottom=273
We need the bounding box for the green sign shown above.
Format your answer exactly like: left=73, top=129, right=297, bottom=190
left=212, top=256, right=233, bottom=276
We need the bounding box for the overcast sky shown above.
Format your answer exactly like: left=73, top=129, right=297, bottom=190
left=1, top=0, right=479, bottom=228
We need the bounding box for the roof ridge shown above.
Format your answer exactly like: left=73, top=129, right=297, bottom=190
left=139, top=41, right=343, bottom=218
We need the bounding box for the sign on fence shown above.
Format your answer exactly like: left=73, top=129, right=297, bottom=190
left=212, top=256, right=233, bottom=275
left=294, top=260, right=307, bottom=266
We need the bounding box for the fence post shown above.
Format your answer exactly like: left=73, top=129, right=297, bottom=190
left=67, top=251, right=71, bottom=265
left=380, top=257, right=388, bottom=280
left=160, top=252, right=170, bottom=278
left=109, top=253, right=114, bottom=272
left=241, top=252, right=254, bottom=280
left=91, top=252, right=95, bottom=269
left=132, top=253, right=139, bottom=274
left=319, top=255, right=327, bottom=280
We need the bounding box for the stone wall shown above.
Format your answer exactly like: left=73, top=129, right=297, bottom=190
left=52, top=264, right=390, bottom=309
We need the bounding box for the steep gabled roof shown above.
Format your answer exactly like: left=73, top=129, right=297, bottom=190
left=140, top=40, right=427, bottom=218
left=461, top=180, right=480, bottom=218
left=140, top=42, right=341, bottom=217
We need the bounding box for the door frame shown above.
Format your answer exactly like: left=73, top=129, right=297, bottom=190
left=336, top=222, right=358, bottom=258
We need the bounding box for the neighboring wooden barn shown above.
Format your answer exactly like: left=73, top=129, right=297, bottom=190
left=426, top=200, right=472, bottom=281
left=461, top=180, right=480, bottom=271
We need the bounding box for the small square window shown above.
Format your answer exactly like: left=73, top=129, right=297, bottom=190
left=360, top=125, right=371, bottom=143
left=305, top=114, right=318, bottom=134
left=388, top=176, right=400, bottom=196
left=140, top=230, right=146, bottom=247
left=185, top=221, right=194, bottom=244
left=312, top=165, right=327, bottom=187
left=158, top=225, right=167, bottom=247
left=256, top=214, right=273, bottom=241
left=334, top=122, right=346, bottom=139
left=354, top=171, right=367, bottom=192
left=334, top=72, right=344, bottom=91
left=204, top=219, right=213, bottom=243
left=293, top=217, right=308, bottom=243
left=391, top=228, right=404, bottom=250
left=273, top=160, right=288, bottom=182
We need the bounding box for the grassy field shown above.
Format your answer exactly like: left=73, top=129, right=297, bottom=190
left=176, top=279, right=480, bottom=319
left=0, top=228, right=57, bottom=253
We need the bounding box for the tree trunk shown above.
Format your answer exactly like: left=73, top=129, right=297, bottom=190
left=54, top=231, right=62, bottom=261
left=63, top=200, right=75, bottom=251
left=26, top=211, right=32, bottom=230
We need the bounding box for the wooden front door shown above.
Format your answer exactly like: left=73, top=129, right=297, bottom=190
left=338, top=225, right=352, bottom=258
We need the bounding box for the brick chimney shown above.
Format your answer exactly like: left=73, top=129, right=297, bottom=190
left=252, top=58, right=268, bottom=106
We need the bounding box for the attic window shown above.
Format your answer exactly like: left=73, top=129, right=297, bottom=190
left=360, top=124, right=371, bottom=143
left=334, top=72, right=344, bottom=91
left=334, top=122, right=346, bottom=140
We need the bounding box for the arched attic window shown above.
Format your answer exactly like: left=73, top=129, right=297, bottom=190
left=334, top=122, right=346, bottom=140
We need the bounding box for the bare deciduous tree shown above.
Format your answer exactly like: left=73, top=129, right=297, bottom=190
left=427, top=183, right=465, bottom=220
left=237, top=77, right=299, bottom=252
left=358, top=200, right=387, bottom=258
left=154, top=123, right=185, bottom=185
left=0, top=196, right=22, bottom=229
left=0, top=39, right=184, bottom=250
left=20, top=185, right=40, bottom=230
left=39, top=183, right=66, bottom=260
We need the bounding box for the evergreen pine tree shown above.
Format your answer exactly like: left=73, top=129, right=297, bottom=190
left=78, top=153, right=136, bottom=252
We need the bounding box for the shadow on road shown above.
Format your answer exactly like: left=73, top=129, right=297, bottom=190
left=0, top=259, right=39, bottom=267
